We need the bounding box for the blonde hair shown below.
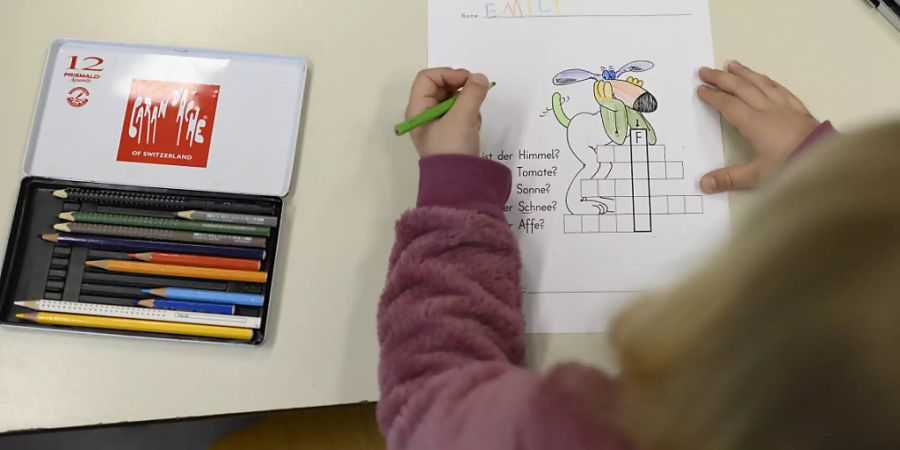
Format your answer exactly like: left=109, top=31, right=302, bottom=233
left=612, top=121, right=900, bottom=450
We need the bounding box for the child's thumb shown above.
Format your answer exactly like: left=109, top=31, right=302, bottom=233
left=448, top=73, right=491, bottom=123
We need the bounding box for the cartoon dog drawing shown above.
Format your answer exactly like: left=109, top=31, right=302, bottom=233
left=550, top=61, right=658, bottom=215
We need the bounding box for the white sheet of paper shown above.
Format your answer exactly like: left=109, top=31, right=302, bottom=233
left=428, top=0, right=730, bottom=333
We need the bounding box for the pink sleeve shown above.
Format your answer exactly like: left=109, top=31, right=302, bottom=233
left=790, top=120, right=837, bottom=159
left=378, top=155, right=632, bottom=450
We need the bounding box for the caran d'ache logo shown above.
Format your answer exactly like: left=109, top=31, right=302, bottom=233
left=117, top=80, right=220, bottom=168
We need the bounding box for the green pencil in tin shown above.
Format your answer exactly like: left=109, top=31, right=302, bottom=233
left=59, top=211, right=270, bottom=237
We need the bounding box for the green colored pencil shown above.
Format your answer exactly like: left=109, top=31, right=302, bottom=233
left=59, top=211, right=270, bottom=237
left=394, top=82, right=496, bottom=136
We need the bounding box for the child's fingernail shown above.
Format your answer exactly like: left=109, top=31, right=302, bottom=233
left=701, top=176, right=717, bottom=193
left=471, top=73, right=490, bottom=86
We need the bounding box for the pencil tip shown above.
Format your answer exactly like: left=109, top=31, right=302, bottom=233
left=176, top=211, right=194, bottom=219
left=85, top=260, right=108, bottom=269
left=52, top=189, right=68, bottom=199
left=53, top=223, right=69, bottom=232
left=145, top=288, right=162, bottom=295
left=59, top=212, right=75, bottom=221
left=137, top=299, right=153, bottom=307
left=132, top=253, right=151, bottom=261
left=41, top=233, right=59, bottom=243
left=15, top=313, right=25, bottom=319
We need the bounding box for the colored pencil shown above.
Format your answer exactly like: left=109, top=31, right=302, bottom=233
left=42, top=233, right=266, bottom=260
left=130, top=252, right=261, bottom=271
left=137, top=299, right=235, bottom=315
left=16, top=300, right=260, bottom=329
left=86, top=260, right=267, bottom=283
left=54, top=223, right=267, bottom=248
left=177, top=210, right=278, bottom=227
left=97, top=205, right=179, bottom=219
left=16, top=311, right=253, bottom=340
left=145, top=287, right=264, bottom=307
left=53, top=188, right=274, bottom=215
left=59, top=211, right=270, bottom=237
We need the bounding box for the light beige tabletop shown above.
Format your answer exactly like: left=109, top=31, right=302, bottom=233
left=0, top=0, right=898, bottom=433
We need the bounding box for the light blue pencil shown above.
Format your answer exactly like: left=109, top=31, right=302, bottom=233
left=144, top=288, right=264, bottom=307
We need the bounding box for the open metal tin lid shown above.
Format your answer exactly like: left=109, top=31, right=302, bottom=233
left=24, top=39, right=308, bottom=197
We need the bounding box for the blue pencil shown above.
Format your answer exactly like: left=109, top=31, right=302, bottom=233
left=42, top=233, right=266, bottom=260
left=136, top=299, right=235, bottom=315
left=145, top=288, right=265, bottom=307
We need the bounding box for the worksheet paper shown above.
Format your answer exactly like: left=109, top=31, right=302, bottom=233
left=428, top=0, right=730, bottom=333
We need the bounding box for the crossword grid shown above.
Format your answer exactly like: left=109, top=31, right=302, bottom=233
left=564, top=129, right=704, bottom=234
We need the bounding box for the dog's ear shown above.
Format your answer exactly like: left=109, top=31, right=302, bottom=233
left=553, top=69, right=598, bottom=86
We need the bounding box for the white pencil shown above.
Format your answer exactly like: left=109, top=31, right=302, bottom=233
left=15, top=300, right=261, bottom=329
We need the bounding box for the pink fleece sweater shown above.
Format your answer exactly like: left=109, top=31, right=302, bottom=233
left=378, top=122, right=835, bottom=450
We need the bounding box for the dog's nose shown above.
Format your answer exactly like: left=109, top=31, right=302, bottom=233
left=633, top=92, right=658, bottom=113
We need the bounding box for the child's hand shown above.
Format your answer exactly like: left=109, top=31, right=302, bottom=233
left=697, top=61, right=820, bottom=194
left=405, top=68, right=491, bottom=158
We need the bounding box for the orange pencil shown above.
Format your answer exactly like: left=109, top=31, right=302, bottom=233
left=130, top=252, right=261, bottom=271
left=86, top=260, right=267, bottom=283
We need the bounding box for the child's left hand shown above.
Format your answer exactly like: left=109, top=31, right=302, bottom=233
left=697, top=61, right=821, bottom=194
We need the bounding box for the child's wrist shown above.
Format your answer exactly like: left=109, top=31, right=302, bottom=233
left=790, top=120, right=837, bottom=160
left=417, top=154, right=511, bottom=220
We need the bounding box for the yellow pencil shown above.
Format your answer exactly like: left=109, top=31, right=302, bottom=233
left=85, top=260, right=267, bottom=283
left=15, top=312, right=253, bottom=341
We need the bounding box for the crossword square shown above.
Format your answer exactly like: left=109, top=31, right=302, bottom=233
left=614, top=147, right=631, bottom=162
left=600, top=215, right=617, bottom=232
left=596, top=147, right=615, bottom=162
left=564, top=215, right=582, bottom=233
left=635, top=214, right=652, bottom=232
left=615, top=179, right=632, bottom=196
left=685, top=196, right=703, bottom=214
left=633, top=181, right=650, bottom=196
left=634, top=197, right=651, bottom=214
left=581, top=179, right=598, bottom=197
left=615, top=198, right=633, bottom=214
left=582, top=215, right=600, bottom=233
left=648, top=146, right=665, bottom=162
left=598, top=180, right=616, bottom=196
left=668, top=196, right=686, bottom=214
left=616, top=214, right=634, bottom=233
left=650, top=196, right=669, bottom=214
left=666, top=162, right=684, bottom=179
left=631, top=147, right=648, bottom=162
left=632, top=162, right=649, bottom=179
left=608, top=163, right=632, bottom=179
left=649, top=162, right=667, bottom=179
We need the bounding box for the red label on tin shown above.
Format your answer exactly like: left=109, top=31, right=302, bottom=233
left=117, top=79, right=220, bottom=168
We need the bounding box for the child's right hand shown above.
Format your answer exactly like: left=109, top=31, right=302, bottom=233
left=405, top=68, right=491, bottom=158
left=697, top=61, right=821, bottom=194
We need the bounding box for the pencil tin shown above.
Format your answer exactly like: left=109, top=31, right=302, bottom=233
left=0, top=39, right=308, bottom=345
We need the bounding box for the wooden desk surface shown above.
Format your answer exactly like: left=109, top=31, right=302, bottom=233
left=0, top=0, right=897, bottom=433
